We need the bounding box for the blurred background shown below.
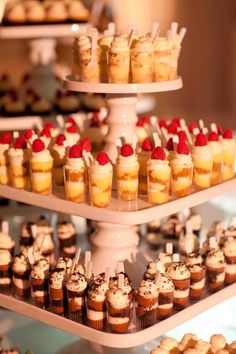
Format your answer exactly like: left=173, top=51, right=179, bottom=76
left=0, top=0, right=235, bottom=126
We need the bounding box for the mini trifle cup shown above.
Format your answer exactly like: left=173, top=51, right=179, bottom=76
left=88, top=152, right=113, bottom=207
left=0, top=250, right=12, bottom=294
left=171, top=141, right=193, bottom=198
left=156, top=272, right=174, bottom=320
left=86, top=272, right=109, bottom=330
left=135, top=279, right=158, bottom=328
left=206, top=248, right=225, bottom=292
left=30, top=138, right=53, bottom=195
left=185, top=253, right=206, bottom=299
left=31, top=258, right=50, bottom=308
left=131, top=36, right=154, bottom=83
left=153, top=37, right=171, bottom=82
left=98, top=35, right=114, bottom=82
left=169, top=34, right=182, bottom=80
left=116, top=144, right=139, bottom=201
left=138, top=138, right=154, bottom=195
left=166, top=258, right=191, bottom=310
left=66, top=271, right=87, bottom=322
left=51, top=134, right=67, bottom=187
left=106, top=286, right=132, bottom=333
left=12, top=254, right=31, bottom=300
left=208, top=131, right=223, bottom=185
left=221, top=129, right=236, bottom=181
left=108, top=36, right=130, bottom=83
left=49, top=268, right=67, bottom=315
left=223, top=237, right=236, bottom=284
left=77, top=35, right=101, bottom=83
left=57, top=221, right=77, bottom=258
left=8, top=136, right=30, bottom=189
left=0, top=132, right=12, bottom=185
left=147, top=146, right=171, bottom=204
left=192, top=132, right=213, bottom=190
left=109, top=272, right=134, bottom=303
left=64, top=145, right=86, bottom=203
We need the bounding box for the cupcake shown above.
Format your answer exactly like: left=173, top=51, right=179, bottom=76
left=57, top=220, right=77, bottom=258
left=4, top=3, right=26, bottom=25
left=106, top=284, right=132, bottom=333
left=0, top=132, right=12, bottom=185
left=66, top=271, right=87, bottom=322
left=135, top=279, right=158, bottom=328
left=206, top=248, right=225, bottom=292
left=30, top=95, right=52, bottom=116
left=51, top=134, right=67, bottom=187
left=86, top=272, right=109, bottom=330
left=0, top=250, right=12, bottom=294
left=223, top=237, right=236, bottom=284
left=12, top=254, right=31, bottom=300
left=2, top=92, right=26, bottom=116
left=185, top=253, right=206, bottom=299
left=156, top=271, right=174, bottom=319
left=31, top=258, right=50, bottom=308
left=166, top=259, right=191, bottom=310
left=55, top=91, right=80, bottom=114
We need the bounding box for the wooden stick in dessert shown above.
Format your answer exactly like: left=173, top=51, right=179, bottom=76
left=151, top=22, right=160, bottom=39
left=166, top=243, right=173, bottom=255
left=128, top=29, right=135, bottom=48
left=209, top=237, right=217, bottom=250
left=178, top=28, right=187, bottom=43
left=115, top=138, right=122, bottom=155
left=1, top=220, right=9, bottom=235
left=155, top=270, right=161, bottom=283
left=13, top=131, right=19, bottom=140
left=85, top=260, right=93, bottom=279
left=171, top=22, right=178, bottom=40
left=85, top=251, right=91, bottom=269
left=153, top=132, right=161, bottom=147
left=150, top=115, right=162, bottom=136
left=156, top=260, right=164, bottom=273
left=118, top=272, right=125, bottom=289
left=107, top=22, right=115, bottom=35
left=193, top=128, right=200, bottom=136
left=105, top=266, right=112, bottom=283
left=199, top=119, right=205, bottom=130
left=173, top=253, right=180, bottom=262
left=211, top=123, right=218, bottom=133
left=56, top=115, right=65, bottom=130
left=172, top=135, right=179, bottom=152
left=202, top=127, right=208, bottom=135
left=27, top=247, right=35, bottom=266
left=70, top=247, right=81, bottom=276
left=117, top=261, right=124, bottom=274
left=31, top=224, right=38, bottom=239
left=180, top=118, right=193, bottom=145
left=161, top=127, right=168, bottom=143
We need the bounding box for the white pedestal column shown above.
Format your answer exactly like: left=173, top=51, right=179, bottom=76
left=104, top=94, right=138, bottom=163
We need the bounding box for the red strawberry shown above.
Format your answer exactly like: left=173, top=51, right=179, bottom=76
left=67, top=124, right=78, bottom=133
left=159, top=119, right=167, bottom=128
left=14, top=136, right=27, bottom=149
left=80, top=138, right=92, bottom=152
left=208, top=131, right=219, bottom=142
left=151, top=146, right=166, bottom=160
left=56, top=134, right=66, bottom=146
left=44, top=122, right=54, bottom=130
left=140, top=115, right=150, bottom=124
left=69, top=144, right=82, bottom=158
left=217, top=124, right=223, bottom=136
left=32, top=138, right=45, bottom=153
left=67, top=116, right=76, bottom=125
left=223, top=128, right=233, bottom=139
left=141, top=138, right=154, bottom=152
left=188, top=122, right=197, bottom=133
left=166, top=137, right=174, bottom=151
left=195, top=132, right=207, bottom=146
left=96, top=151, right=109, bottom=165
left=40, top=128, right=51, bottom=138
left=25, top=129, right=33, bottom=139
left=177, top=141, right=190, bottom=155
left=90, top=112, right=100, bottom=127
left=120, top=144, right=134, bottom=157
left=0, top=132, right=12, bottom=145
left=177, top=130, right=188, bottom=142
left=172, top=117, right=181, bottom=127
left=167, top=122, right=178, bottom=134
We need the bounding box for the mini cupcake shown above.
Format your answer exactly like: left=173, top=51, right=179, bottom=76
left=27, top=2, right=46, bottom=24
left=0, top=249, right=12, bottom=293
left=135, top=279, right=158, bottom=328
left=49, top=267, right=67, bottom=315
left=156, top=272, right=174, bottom=319
left=206, top=249, right=225, bottom=292
left=66, top=271, right=87, bottom=322
left=4, top=3, right=26, bottom=25
left=223, top=237, right=236, bottom=284
left=106, top=285, right=132, bottom=333
left=57, top=220, right=77, bottom=258
left=30, top=95, right=52, bottom=116
left=185, top=253, right=206, bottom=299
left=46, top=2, right=67, bottom=23
left=67, top=0, right=89, bottom=22
left=86, top=272, right=109, bottom=330
left=31, top=258, right=50, bottom=308
left=55, top=91, right=80, bottom=114
left=166, top=259, right=191, bottom=310
left=12, top=254, right=31, bottom=300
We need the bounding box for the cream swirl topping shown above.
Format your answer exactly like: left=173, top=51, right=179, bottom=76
left=157, top=273, right=174, bottom=291
left=166, top=262, right=190, bottom=280
left=206, top=249, right=225, bottom=267
left=223, top=238, right=236, bottom=257
left=154, top=37, right=170, bottom=51
left=133, top=36, right=153, bottom=52
left=0, top=249, right=11, bottom=265
left=171, top=152, right=192, bottom=166
left=147, top=158, right=170, bottom=171
left=106, top=288, right=130, bottom=308
left=118, top=154, right=138, bottom=166
left=136, top=279, right=158, bottom=298
left=208, top=141, right=223, bottom=156
left=12, top=255, right=29, bottom=273
left=31, top=258, right=49, bottom=279
left=89, top=161, right=113, bottom=175
left=31, top=149, right=52, bottom=162
left=66, top=156, right=85, bottom=170
left=0, top=232, right=15, bottom=249
left=77, top=35, right=91, bottom=51
left=66, top=272, right=87, bottom=292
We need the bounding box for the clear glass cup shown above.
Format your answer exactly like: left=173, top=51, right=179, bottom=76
left=107, top=49, right=130, bottom=84
left=171, top=162, right=193, bottom=197
left=131, top=48, right=153, bottom=83
left=147, top=164, right=170, bottom=204
left=88, top=166, right=113, bottom=207
left=64, top=165, right=86, bottom=203
left=116, top=163, right=139, bottom=201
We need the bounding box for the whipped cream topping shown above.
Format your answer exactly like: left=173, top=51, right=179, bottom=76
left=31, top=258, right=49, bottom=279
left=52, top=143, right=66, bottom=160
left=66, top=156, right=85, bottom=170
left=50, top=269, right=66, bottom=289
left=166, top=262, right=190, bottom=280
left=221, top=138, right=236, bottom=153
left=12, top=254, right=29, bottom=274
left=106, top=288, right=130, bottom=308
left=0, top=249, right=11, bottom=265
left=89, top=160, right=113, bottom=175
left=77, top=35, right=91, bottom=51
left=157, top=273, right=174, bottom=291
left=171, top=152, right=192, bottom=166
left=31, top=149, right=52, bottom=163
left=133, top=36, right=153, bottom=52
left=192, top=145, right=212, bottom=161
left=208, top=141, right=223, bottom=156
left=98, top=35, right=114, bottom=47
left=186, top=253, right=204, bottom=267
left=223, top=238, right=236, bottom=257
left=110, top=37, right=129, bottom=53
left=147, top=158, right=170, bottom=171
left=8, top=147, right=28, bottom=159
left=56, top=257, right=73, bottom=274
left=109, top=273, right=132, bottom=295
left=87, top=274, right=109, bottom=302
left=66, top=272, right=87, bottom=292
left=206, top=249, right=225, bottom=267
left=117, top=154, right=138, bottom=166
left=159, top=337, right=179, bottom=351
left=0, top=232, right=15, bottom=249
left=136, top=279, right=158, bottom=298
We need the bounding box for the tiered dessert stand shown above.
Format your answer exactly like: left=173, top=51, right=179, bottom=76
left=0, top=76, right=236, bottom=353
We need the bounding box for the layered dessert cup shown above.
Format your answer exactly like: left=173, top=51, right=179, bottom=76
left=206, top=248, right=225, bottom=292
left=0, top=132, right=12, bottom=185
left=57, top=221, right=77, bottom=258
left=51, top=134, right=67, bottom=187
left=31, top=258, right=50, bottom=308
left=153, top=37, right=171, bottom=81
left=185, top=253, right=206, bottom=299
left=221, top=129, right=236, bottom=181
left=108, top=36, right=130, bottom=83
left=131, top=36, right=154, bottom=83
left=223, top=237, right=236, bottom=284
left=135, top=279, right=158, bottom=328
left=49, top=268, right=67, bottom=315
left=208, top=131, right=223, bottom=185
left=66, top=271, right=87, bottom=322
left=156, top=272, right=174, bottom=319
left=12, top=254, right=31, bottom=300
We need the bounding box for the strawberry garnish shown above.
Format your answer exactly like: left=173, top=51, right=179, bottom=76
left=67, top=124, right=78, bottom=133
left=25, top=129, right=33, bottom=139
left=40, top=128, right=51, bottom=138
left=80, top=138, right=92, bottom=152
left=188, top=122, right=197, bottom=133
left=0, top=132, right=12, bottom=145
left=151, top=146, right=166, bottom=160
left=208, top=132, right=219, bottom=142
left=166, top=138, right=174, bottom=151
left=141, top=138, right=153, bottom=152
left=56, top=134, right=66, bottom=146
left=120, top=144, right=134, bottom=157
left=96, top=151, right=109, bottom=165
left=195, top=132, right=207, bottom=146
left=177, top=130, right=187, bottom=142
left=177, top=141, right=190, bottom=155
left=32, top=138, right=45, bottom=152
left=69, top=144, right=82, bottom=158
left=14, top=136, right=27, bottom=150
left=223, top=128, right=233, bottom=139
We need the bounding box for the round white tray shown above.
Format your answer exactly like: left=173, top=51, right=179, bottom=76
left=62, top=76, right=183, bottom=94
